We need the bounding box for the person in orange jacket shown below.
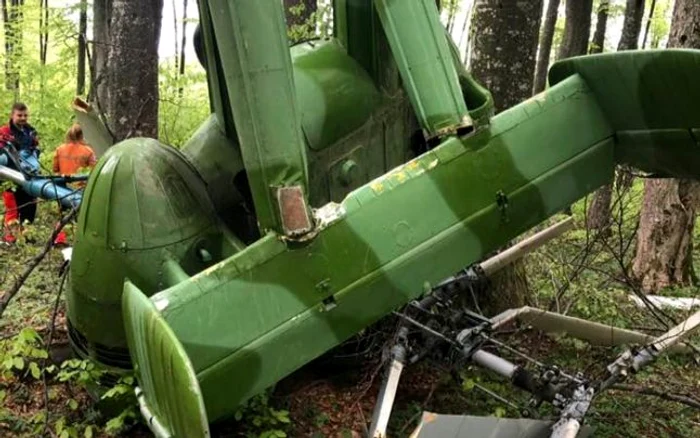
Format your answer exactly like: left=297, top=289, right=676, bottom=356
left=53, top=124, right=96, bottom=178
left=2, top=102, right=40, bottom=245
left=51, top=123, right=96, bottom=245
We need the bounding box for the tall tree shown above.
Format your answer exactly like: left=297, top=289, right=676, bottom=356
left=179, top=0, right=188, bottom=79
left=587, top=0, right=645, bottom=230
left=171, top=0, right=179, bottom=72
left=39, top=0, right=48, bottom=65
left=90, top=0, right=112, bottom=112
left=471, top=0, right=543, bottom=111
left=642, top=0, right=658, bottom=48
left=2, top=0, right=25, bottom=96
left=647, top=0, right=672, bottom=49
left=177, top=0, right=188, bottom=97
left=446, top=0, right=459, bottom=33
left=77, top=0, right=87, bottom=95
left=631, top=0, right=700, bottom=293
left=534, top=0, right=562, bottom=94
left=106, top=0, right=164, bottom=140
left=469, top=0, right=544, bottom=313
left=548, top=0, right=593, bottom=216
left=590, top=0, right=610, bottom=54
left=557, top=0, right=594, bottom=60
left=618, top=0, right=646, bottom=50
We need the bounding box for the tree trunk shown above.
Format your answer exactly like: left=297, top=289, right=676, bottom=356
left=587, top=183, right=613, bottom=230
left=632, top=180, right=700, bottom=292
left=106, top=0, right=163, bottom=140
left=557, top=0, right=593, bottom=59
left=1, top=0, right=10, bottom=91
left=618, top=0, right=645, bottom=51
left=471, top=0, right=543, bottom=111
left=533, top=0, right=562, bottom=94
left=90, top=0, right=112, bottom=113
left=179, top=0, right=188, bottom=77
left=648, top=0, right=671, bottom=49
left=586, top=0, right=611, bottom=230
left=2, top=0, right=24, bottom=96
left=557, top=0, right=593, bottom=216
left=77, top=0, right=87, bottom=95
left=587, top=0, right=645, bottom=230
left=39, top=0, right=48, bottom=65
left=590, top=0, right=609, bottom=54
left=171, top=0, right=179, bottom=72
left=642, top=0, right=658, bottom=49
left=469, top=0, right=543, bottom=313
left=632, top=0, right=700, bottom=293
left=177, top=0, right=188, bottom=97
left=479, top=260, right=530, bottom=315
left=446, top=0, right=458, bottom=33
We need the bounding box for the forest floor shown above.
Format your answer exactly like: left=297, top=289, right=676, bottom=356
left=1, top=195, right=700, bottom=438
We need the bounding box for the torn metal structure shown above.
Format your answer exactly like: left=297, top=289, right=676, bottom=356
left=44, top=0, right=700, bottom=436
left=377, top=261, right=700, bottom=438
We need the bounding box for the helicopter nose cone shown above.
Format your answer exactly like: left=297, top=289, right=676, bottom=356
left=66, top=138, right=221, bottom=370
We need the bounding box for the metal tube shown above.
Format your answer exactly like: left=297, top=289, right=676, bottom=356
left=480, top=217, right=574, bottom=276
left=0, top=164, right=26, bottom=184
left=374, top=0, right=472, bottom=139
left=430, top=217, right=574, bottom=294
left=162, top=258, right=191, bottom=288
left=368, top=359, right=405, bottom=438
left=369, top=327, right=408, bottom=438
left=489, top=306, right=534, bottom=330
left=550, top=419, right=581, bottom=438
left=20, top=178, right=82, bottom=209
left=472, top=349, right=517, bottom=379
left=488, top=306, right=690, bottom=353
left=651, top=308, right=700, bottom=353
left=621, top=308, right=700, bottom=376
left=135, top=387, right=172, bottom=438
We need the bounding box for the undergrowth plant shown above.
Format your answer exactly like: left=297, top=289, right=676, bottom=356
left=0, top=304, right=139, bottom=438
left=233, top=390, right=292, bottom=438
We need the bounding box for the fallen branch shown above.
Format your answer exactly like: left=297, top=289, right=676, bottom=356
left=43, top=266, right=70, bottom=437
left=612, top=384, right=700, bottom=410
left=0, top=208, right=78, bottom=319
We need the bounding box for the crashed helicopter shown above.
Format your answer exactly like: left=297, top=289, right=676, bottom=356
left=2, top=0, right=700, bottom=437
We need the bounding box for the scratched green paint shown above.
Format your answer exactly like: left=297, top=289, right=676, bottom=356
left=62, top=0, right=700, bottom=436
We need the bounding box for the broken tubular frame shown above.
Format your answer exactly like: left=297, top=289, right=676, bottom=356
left=368, top=217, right=700, bottom=438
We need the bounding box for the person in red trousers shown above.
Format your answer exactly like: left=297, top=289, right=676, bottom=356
left=1, top=102, right=40, bottom=245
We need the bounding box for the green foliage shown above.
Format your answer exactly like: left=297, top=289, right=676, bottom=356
left=599, top=0, right=626, bottom=19
left=649, top=0, right=672, bottom=49
left=0, top=328, right=48, bottom=380
left=158, top=62, right=210, bottom=148
left=0, top=1, right=210, bottom=435
left=0, top=326, right=140, bottom=436
left=438, top=0, right=463, bottom=24
left=284, top=0, right=334, bottom=43
left=55, top=359, right=102, bottom=385
left=0, top=2, right=84, bottom=157
left=552, top=16, right=566, bottom=60
left=0, top=0, right=214, bottom=159
left=233, top=390, right=291, bottom=438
